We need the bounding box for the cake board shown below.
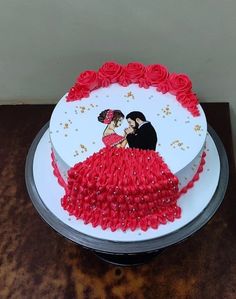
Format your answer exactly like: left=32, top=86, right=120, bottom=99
left=25, top=123, right=229, bottom=266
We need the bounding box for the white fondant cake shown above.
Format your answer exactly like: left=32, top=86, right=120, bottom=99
left=48, top=61, right=208, bottom=231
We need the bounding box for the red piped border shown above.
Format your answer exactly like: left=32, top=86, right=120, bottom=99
left=177, top=151, right=206, bottom=197
left=51, top=151, right=67, bottom=191
left=66, top=61, right=200, bottom=117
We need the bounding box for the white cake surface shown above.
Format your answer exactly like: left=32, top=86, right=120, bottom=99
left=49, top=83, right=207, bottom=175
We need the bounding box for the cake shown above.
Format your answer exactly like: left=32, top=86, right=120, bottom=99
left=49, top=61, right=207, bottom=232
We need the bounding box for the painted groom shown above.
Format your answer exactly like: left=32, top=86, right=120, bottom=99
left=125, top=111, right=157, bottom=150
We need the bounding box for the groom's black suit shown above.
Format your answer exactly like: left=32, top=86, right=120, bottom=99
left=126, top=122, right=157, bottom=150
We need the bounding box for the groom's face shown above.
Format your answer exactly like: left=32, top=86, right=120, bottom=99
left=127, top=118, right=139, bottom=129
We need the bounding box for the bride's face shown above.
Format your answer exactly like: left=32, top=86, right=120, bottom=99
left=115, top=117, right=123, bottom=128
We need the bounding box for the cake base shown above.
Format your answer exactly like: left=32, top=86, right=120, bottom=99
left=25, top=123, right=228, bottom=265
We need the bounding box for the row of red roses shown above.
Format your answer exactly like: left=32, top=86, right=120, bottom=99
left=67, top=61, right=199, bottom=116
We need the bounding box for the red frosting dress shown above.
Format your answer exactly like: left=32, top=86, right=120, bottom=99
left=61, top=133, right=181, bottom=231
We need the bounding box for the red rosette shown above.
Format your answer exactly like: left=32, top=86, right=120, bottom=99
left=76, top=70, right=99, bottom=91
left=66, top=84, right=90, bottom=101
left=118, top=74, right=131, bottom=87
left=176, top=91, right=200, bottom=116
left=98, top=61, right=124, bottom=87
left=156, top=82, right=170, bottom=94
left=168, top=73, right=192, bottom=95
left=138, top=77, right=150, bottom=89
left=145, top=64, right=169, bottom=89
left=124, top=62, right=146, bottom=83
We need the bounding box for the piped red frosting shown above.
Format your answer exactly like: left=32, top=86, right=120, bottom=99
left=51, top=149, right=207, bottom=231
left=61, top=147, right=181, bottom=231
left=67, top=61, right=200, bottom=117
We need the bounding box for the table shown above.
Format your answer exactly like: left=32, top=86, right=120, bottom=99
left=0, top=103, right=235, bottom=299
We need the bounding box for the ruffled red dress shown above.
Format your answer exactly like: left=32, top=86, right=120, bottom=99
left=61, top=133, right=181, bottom=231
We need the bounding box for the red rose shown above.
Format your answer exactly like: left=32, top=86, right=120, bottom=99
left=176, top=92, right=200, bottom=116
left=145, top=64, right=169, bottom=87
left=156, top=82, right=170, bottom=94
left=169, top=73, right=192, bottom=94
left=76, top=70, right=98, bottom=90
left=118, top=74, right=131, bottom=87
left=138, top=77, right=150, bottom=89
left=66, top=84, right=90, bottom=102
left=98, top=61, right=123, bottom=86
left=176, top=91, right=198, bottom=106
left=124, top=62, right=146, bottom=83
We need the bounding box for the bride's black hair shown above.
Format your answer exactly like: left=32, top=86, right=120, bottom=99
left=98, top=109, right=124, bottom=126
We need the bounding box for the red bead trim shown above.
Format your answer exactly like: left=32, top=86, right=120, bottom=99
left=178, top=151, right=206, bottom=196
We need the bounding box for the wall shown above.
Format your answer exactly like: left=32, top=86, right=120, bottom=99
left=0, top=0, right=235, bottom=154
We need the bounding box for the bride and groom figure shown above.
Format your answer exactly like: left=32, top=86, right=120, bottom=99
left=98, top=109, right=157, bottom=150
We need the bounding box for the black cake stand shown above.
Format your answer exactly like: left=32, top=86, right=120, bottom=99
left=25, top=123, right=229, bottom=266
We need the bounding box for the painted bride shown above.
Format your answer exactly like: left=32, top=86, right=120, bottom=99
left=98, top=109, right=127, bottom=148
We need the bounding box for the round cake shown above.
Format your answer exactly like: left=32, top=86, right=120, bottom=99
left=49, top=61, right=207, bottom=231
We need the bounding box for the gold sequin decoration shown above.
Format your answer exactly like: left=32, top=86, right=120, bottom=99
left=124, top=91, right=135, bottom=100
left=170, top=139, right=189, bottom=151
left=80, top=144, right=88, bottom=152
left=162, top=105, right=172, bottom=116
left=74, top=150, right=79, bottom=157
left=194, top=124, right=203, bottom=136
left=75, top=104, right=98, bottom=114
